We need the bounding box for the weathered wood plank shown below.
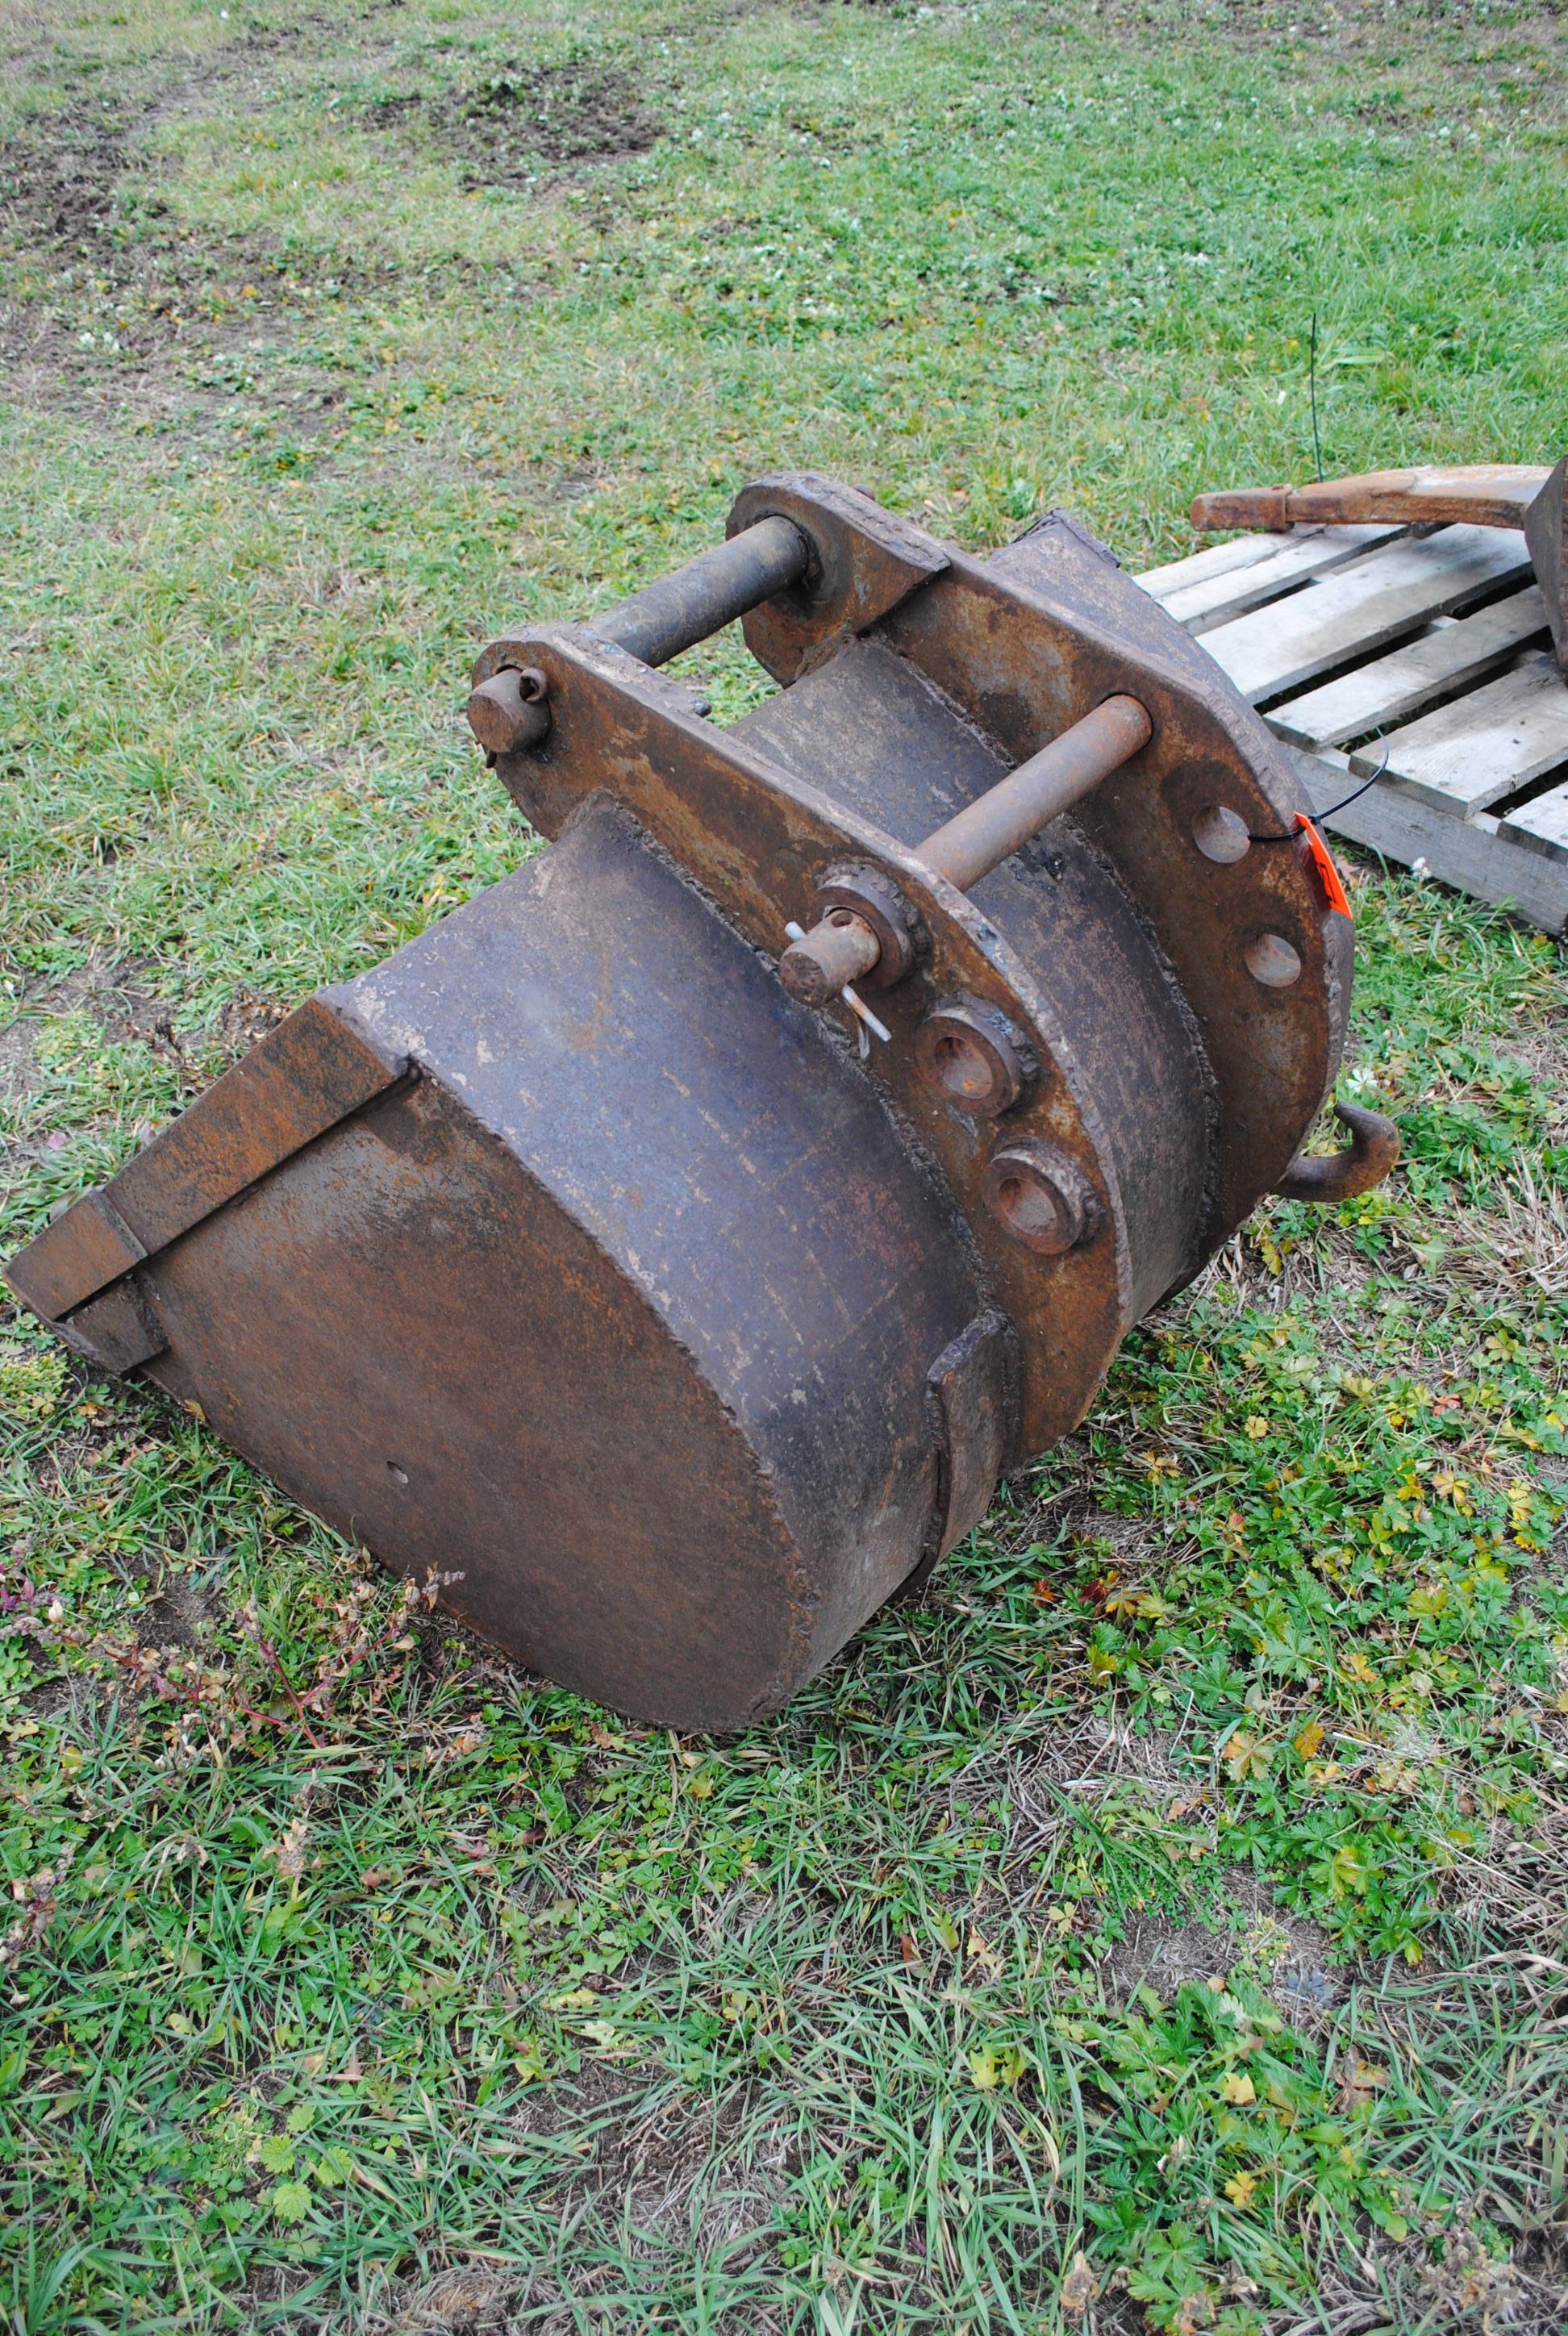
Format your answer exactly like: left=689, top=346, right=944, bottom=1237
left=1199, top=524, right=1534, bottom=703
left=1160, top=523, right=1405, bottom=634
left=1497, top=782, right=1568, bottom=862
left=1270, top=586, right=1549, bottom=749
left=1349, top=651, right=1568, bottom=813
left=1281, top=745, right=1568, bottom=936
left=1140, top=529, right=1288, bottom=601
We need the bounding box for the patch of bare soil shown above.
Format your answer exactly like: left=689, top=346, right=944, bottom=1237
left=0, top=952, right=185, bottom=1116
left=369, top=60, right=661, bottom=190
left=25, top=953, right=282, bottom=1072
left=382, top=2265, right=516, bottom=2335
left=0, top=956, right=290, bottom=1237
left=0, top=103, right=124, bottom=248
left=0, top=60, right=402, bottom=432
left=137, top=1563, right=221, bottom=1652
left=0, top=1012, right=42, bottom=1117
left=1277, top=2227, right=1568, bottom=2336
left=943, top=1704, right=1352, bottom=2027
left=0, top=106, right=338, bottom=423
left=0, top=106, right=130, bottom=373
left=369, top=2075, right=788, bottom=2333
left=1, top=962, right=117, bottom=1141
left=1102, top=1868, right=1344, bottom=2030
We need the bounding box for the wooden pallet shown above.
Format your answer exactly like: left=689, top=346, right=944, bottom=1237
left=1138, top=521, right=1568, bottom=934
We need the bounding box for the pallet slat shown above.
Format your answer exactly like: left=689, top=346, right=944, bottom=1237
left=1282, top=745, right=1568, bottom=936
left=1270, top=586, right=1549, bottom=749
left=1156, top=523, right=1404, bottom=633
left=1198, top=524, right=1535, bottom=703
left=1141, top=529, right=1296, bottom=600
left=1350, top=652, right=1568, bottom=813
left=1499, top=782, right=1568, bottom=862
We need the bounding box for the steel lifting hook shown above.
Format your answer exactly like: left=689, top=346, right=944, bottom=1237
left=1272, top=1100, right=1400, bottom=1205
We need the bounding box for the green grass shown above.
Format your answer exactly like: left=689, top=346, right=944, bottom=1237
left=2, top=1, right=1567, bottom=2327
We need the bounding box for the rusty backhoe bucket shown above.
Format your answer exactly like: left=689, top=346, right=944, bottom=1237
left=6, top=478, right=1396, bottom=1730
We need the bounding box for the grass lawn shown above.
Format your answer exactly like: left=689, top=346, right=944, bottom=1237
left=3, top=0, right=1568, bottom=2327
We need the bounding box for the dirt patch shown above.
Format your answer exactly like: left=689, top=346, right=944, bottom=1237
left=0, top=80, right=400, bottom=429
left=370, top=2074, right=788, bottom=2330
left=1, top=103, right=281, bottom=400
left=207, top=986, right=292, bottom=1066
left=944, top=1708, right=1188, bottom=1901
left=1100, top=1868, right=1344, bottom=2032
left=138, top=1563, right=221, bottom=1652
left=369, top=60, right=661, bottom=190
left=0, top=957, right=290, bottom=1234
left=15, top=953, right=285, bottom=1069
left=467, top=61, right=660, bottom=166
left=86, top=962, right=189, bottom=1062
left=0, top=958, right=112, bottom=1118
left=1278, top=2234, right=1568, bottom=2336
left=945, top=1712, right=1349, bottom=2029
left=0, top=106, right=126, bottom=252
left=0, top=953, right=188, bottom=1120
left=1347, top=98, right=1419, bottom=132
left=385, top=2265, right=515, bottom=2334
left=0, top=1014, right=41, bottom=1116
left=514, top=2069, right=789, bottom=2255
left=0, top=41, right=641, bottom=425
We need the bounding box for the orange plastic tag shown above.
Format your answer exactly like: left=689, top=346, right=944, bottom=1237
left=1295, top=813, right=1351, bottom=919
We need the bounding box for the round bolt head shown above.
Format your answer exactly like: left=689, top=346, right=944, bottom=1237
left=982, top=1141, right=1099, bottom=1254
left=1192, top=803, right=1251, bottom=865
left=913, top=996, right=1033, bottom=1118
left=1245, top=931, right=1303, bottom=988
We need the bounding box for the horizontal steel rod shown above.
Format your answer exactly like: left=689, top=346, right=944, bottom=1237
left=915, top=694, right=1152, bottom=893
left=779, top=695, right=1153, bottom=1012
left=590, top=515, right=810, bottom=669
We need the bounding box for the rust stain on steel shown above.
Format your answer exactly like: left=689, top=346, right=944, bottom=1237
left=140, top=802, right=982, bottom=1728
left=913, top=995, right=1034, bottom=1120
left=5, top=473, right=1394, bottom=1732
left=879, top=515, right=1349, bottom=1237
left=782, top=695, right=1154, bottom=1004
left=727, top=473, right=949, bottom=682
left=60, top=1277, right=166, bottom=1375
left=779, top=909, right=883, bottom=1009
left=6, top=1190, right=145, bottom=1323
left=467, top=668, right=551, bottom=756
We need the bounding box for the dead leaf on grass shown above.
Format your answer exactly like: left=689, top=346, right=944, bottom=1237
left=1060, top=2249, right=1100, bottom=2317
